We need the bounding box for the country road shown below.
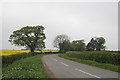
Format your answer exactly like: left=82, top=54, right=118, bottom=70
left=42, top=54, right=118, bottom=79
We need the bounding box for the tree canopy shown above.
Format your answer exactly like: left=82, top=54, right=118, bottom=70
left=95, top=37, right=106, bottom=51
left=53, top=34, right=70, bottom=52
left=53, top=34, right=106, bottom=52
left=70, top=40, right=85, bottom=51
left=9, top=25, right=46, bottom=52
left=86, top=37, right=106, bottom=51
left=86, top=38, right=96, bottom=51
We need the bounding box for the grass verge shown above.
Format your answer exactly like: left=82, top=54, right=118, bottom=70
left=2, top=54, right=50, bottom=79
left=58, top=53, right=119, bottom=72
left=2, top=52, right=39, bottom=68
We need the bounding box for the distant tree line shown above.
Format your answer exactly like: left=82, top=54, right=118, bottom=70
left=53, top=34, right=106, bottom=52
left=9, top=25, right=106, bottom=53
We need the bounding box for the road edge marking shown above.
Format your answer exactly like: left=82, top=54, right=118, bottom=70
left=60, top=62, right=69, bottom=67
left=75, top=68, right=101, bottom=78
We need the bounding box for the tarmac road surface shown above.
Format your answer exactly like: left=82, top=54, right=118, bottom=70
left=42, top=54, right=118, bottom=79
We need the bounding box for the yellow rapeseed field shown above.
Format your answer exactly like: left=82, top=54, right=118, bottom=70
left=0, top=50, right=59, bottom=56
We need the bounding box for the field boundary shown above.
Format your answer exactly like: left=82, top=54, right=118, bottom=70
left=58, top=53, right=119, bottom=72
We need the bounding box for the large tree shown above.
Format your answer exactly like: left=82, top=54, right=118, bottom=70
left=95, top=37, right=106, bottom=51
left=59, top=40, right=71, bottom=52
left=9, top=25, right=46, bottom=52
left=70, top=40, right=86, bottom=51
left=53, top=34, right=70, bottom=52
left=86, top=37, right=106, bottom=51
left=86, top=38, right=96, bottom=51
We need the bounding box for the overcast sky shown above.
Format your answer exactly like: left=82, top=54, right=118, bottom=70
left=1, top=0, right=118, bottom=50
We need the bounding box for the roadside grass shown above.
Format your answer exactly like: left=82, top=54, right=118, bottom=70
left=2, top=52, right=38, bottom=68
left=2, top=54, right=50, bottom=79
left=2, top=52, right=59, bottom=68
left=58, top=53, right=119, bottom=72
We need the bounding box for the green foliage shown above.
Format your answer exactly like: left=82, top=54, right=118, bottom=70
left=59, top=40, right=86, bottom=52
left=9, top=25, right=46, bottom=52
left=53, top=35, right=106, bottom=52
left=95, top=37, right=106, bottom=51
left=2, top=52, right=59, bottom=68
left=64, top=51, right=119, bottom=65
left=70, top=40, right=85, bottom=51
left=2, top=52, right=40, bottom=68
left=53, top=34, right=86, bottom=52
left=2, top=54, right=50, bottom=79
left=59, top=40, right=71, bottom=53
left=58, top=53, right=119, bottom=72
left=86, top=38, right=96, bottom=51
left=53, top=34, right=70, bottom=52
left=86, top=37, right=106, bottom=51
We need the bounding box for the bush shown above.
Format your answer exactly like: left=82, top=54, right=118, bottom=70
left=2, top=51, right=60, bottom=68
left=65, top=51, right=119, bottom=65
left=2, top=52, right=40, bottom=68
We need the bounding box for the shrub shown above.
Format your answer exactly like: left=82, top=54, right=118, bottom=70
left=2, top=51, right=60, bottom=68
left=65, top=51, right=119, bottom=65
left=2, top=52, right=40, bottom=68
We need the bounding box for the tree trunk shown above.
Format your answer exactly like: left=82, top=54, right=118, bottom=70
left=30, top=49, right=34, bottom=52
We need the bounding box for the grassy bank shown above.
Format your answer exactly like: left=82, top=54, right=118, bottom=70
left=2, top=52, right=40, bottom=68
left=58, top=53, right=119, bottom=72
left=2, top=54, right=50, bottom=79
left=2, top=51, right=59, bottom=68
